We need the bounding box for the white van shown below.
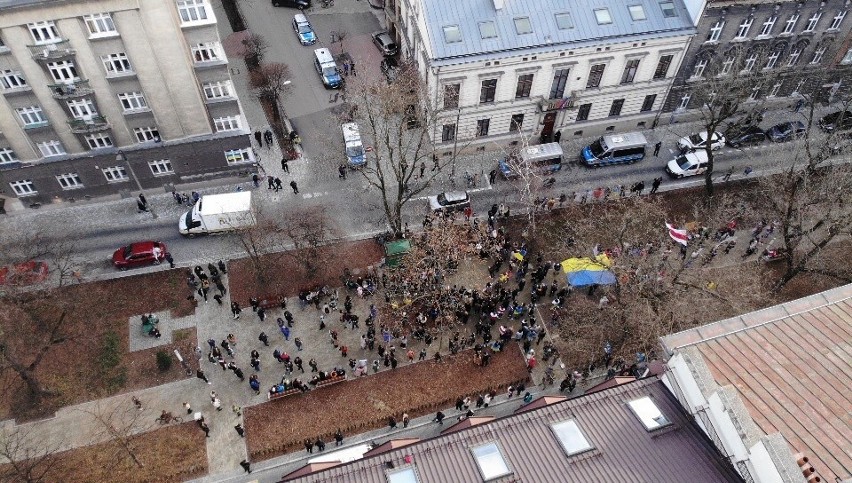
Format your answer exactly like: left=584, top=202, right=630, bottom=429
left=313, top=48, right=342, bottom=89
left=342, top=122, right=365, bottom=167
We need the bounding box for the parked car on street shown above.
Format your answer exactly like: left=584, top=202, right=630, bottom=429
left=380, top=57, right=400, bottom=83
left=272, top=0, right=310, bottom=8
left=818, top=110, right=852, bottom=132
left=292, top=14, right=317, bottom=45
left=113, top=241, right=168, bottom=270
left=676, top=131, right=725, bottom=152
left=372, top=31, right=398, bottom=56
left=0, top=260, right=49, bottom=286
left=665, top=150, right=709, bottom=178
left=766, top=121, right=806, bottom=142
left=427, top=191, right=470, bottom=212
left=724, top=125, right=766, bottom=148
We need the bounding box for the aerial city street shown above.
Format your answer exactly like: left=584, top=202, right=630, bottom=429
left=0, top=0, right=850, bottom=481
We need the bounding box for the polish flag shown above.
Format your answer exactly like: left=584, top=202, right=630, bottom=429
left=666, top=222, right=689, bottom=246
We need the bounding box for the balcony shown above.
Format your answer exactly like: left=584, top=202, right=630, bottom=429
left=49, top=79, right=93, bottom=99
left=68, top=116, right=109, bottom=133
left=28, top=40, right=75, bottom=61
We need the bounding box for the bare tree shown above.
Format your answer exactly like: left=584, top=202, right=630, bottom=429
left=231, top=207, right=286, bottom=287
left=0, top=426, right=62, bottom=483
left=240, top=33, right=267, bottom=68
left=78, top=402, right=151, bottom=469
left=278, top=206, right=340, bottom=273
left=249, top=62, right=292, bottom=132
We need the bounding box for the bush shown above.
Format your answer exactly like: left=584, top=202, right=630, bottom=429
left=156, top=351, right=172, bottom=372
left=98, top=331, right=121, bottom=372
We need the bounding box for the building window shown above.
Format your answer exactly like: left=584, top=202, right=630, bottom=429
left=787, top=48, right=802, bottom=66
left=38, top=141, right=66, bottom=157
left=765, top=50, right=780, bottom=69
left=586, top=64, right=605, bottom=88
left=134, top=126, right=160, bottom=142
left=608, top=99, right=624, bottom=117
left=17, top=106, right=47, bottom=127
left=47, top=61, right=79, bottom=83
left=551, top=420, right=593, bottom=456
left=748, top=86, right=760, bottom=101
left=594, top=8, right=612, bottom=25
left=28, top=21, right=60, bottom=44
left=387, top=467, right=420, bottom=483
left=735, top=18, right=753, bottom=38
left=149, top=159, right=174, bottom=175
left=628, top=5, right=647, bottom=21
left=1, top=70, right=27, bottom=90
left=678, top=93, right=691, bottom=109
left=480, top=79, right=497, bottom=103
left=768, top=82, right=782, bottom=97
left=56, top=172, right=83, bottom=189
left=0, top=148, right=19, bottom=164
left=470, top=443, right=511, bottom=481
left=842, top=48, right=852, bottom=65
left=791, top=79, right=805, bottom=96
left=549, top=68, right=570, bottom=99
left=118, top=92, right=148, bottom=112
left=513, top=17, right=532, bottom=35
left=829, top=10, right=846, bottom=29
left=102, top=53, right=133, bottom=75
left=621, top=59, right=640, bottom=84
left=203, top=81, right=232, bottom=99
left=441, top=123, right=456, bottom=142
left=743, top=53, right=758, bottom=72
left=810, top=46, right=826, bottom=64
left=224, top=148, right=254, bottom=165
left=102, top=165, right=128, bottom=182
left=442, top=25, right=462, bottom=44
left=783, top=14, right=799, bottom=34
left=177, top=0, right=211, bottom=24
left=85, top=133, right=113, bottom=149
left=509, top=114, right=524, bottom=132
left=554, top=12, right=574, bottom=29
left=478, top=21, right=497, bottom=39
left=515, top=74, right=533, bottom=98
left=67, top=99, right=98, bottom=119
left=653, top=55, right=672, bottom=79
left=214, top=115, right=241, bottom=132
left=691, top=58, right=707, bottom=78
left=718, top=56, right=734, bottom=75
left=759, top=16, right=776, bottom=36
left=628, top=397, right=671, bottom=431
left=576, top=103, right=592, bottom=121
left=707, top=21, right=724, bottom=42
left=476, top=118, right=490, bottom=137
left=640, top=94, right=657, bottom=112
left=192, top=42, right=222, bottom=62
left=659, top=1, right=677, bottom=18
left=443, top=83, right=460, bottom=109
left=9, top=180, right=37, bottom=197
left=84, top=13, right=117, bottom=37
left=803, top=12, right=821, bottom=32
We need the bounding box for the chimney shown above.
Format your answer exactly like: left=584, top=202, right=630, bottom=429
left=493, top=0, right=504, bottom=10
left=793, top=453, right=809, bottom=466
left=805, top=475, right=821, bottom=483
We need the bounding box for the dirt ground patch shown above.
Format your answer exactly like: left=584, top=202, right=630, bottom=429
left=228, top=239, right=384, bottom=305
left=0, top=421, right=207, bottom=482
left=244, top=346, right=529, bottom=461
left=0, top=269, right=197, bottom=421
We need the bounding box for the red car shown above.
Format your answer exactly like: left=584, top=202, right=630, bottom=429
left=112, top=241, right=168, bottom=270
left=0, top=260, right=49, bottom=286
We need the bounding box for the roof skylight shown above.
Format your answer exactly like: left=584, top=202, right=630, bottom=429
left=629, top=5, right=647, bottom=21
left=478, top=21, right=497, bottom=39
left=594, top=8, right=613, bottom=25
left=443, top=25, right=462, bottom=43
left=660, top=1, right=678, bottom=18
left=471, top=442, right=511, bottom=480
left=551, top=420, right=593, bottom=456
left=387, top=466, right=420, bottom=483
left=555, top=12, right=574, bottom=30
left=628, top=397, right=671, bottom=431
left=514, top=16, right=532, bottom=35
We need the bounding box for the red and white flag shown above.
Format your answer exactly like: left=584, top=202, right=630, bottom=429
left=665, top=222, right=689, bottom=246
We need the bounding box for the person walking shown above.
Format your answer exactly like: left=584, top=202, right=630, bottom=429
left=723, top=166, right=734, bottom=182
left=338, top=165, right=347, bottom=179
left=264, top=129, right=273, bottom=147
left=650, top=177, right=662, bottom=195
left=434, top=411, right=445, bottom=425
left=199, top=420, right=210, bottom=437
left=234, top=424, right=245, bottom=437
left=165, top=253, right=175, bottom=269
left=388, top=416, right=397, bottom=429
left=239, top=460, right=252, bottom=474
left=231, top=302, right=241, bottom=319
left=334, top=429, right=344, bottom=446
left=196, top=369, right=211, bottom=384
left=402, top=412, right=410, bottom=427
left=254, top=131, right=262, bottom=146
left=258, top=332, right=269, bottom=346
left=653, top=141, right=662, bottom=157
left=290, top=180, right=299, bottom=194
left=295, top=337, right=304, bottom=351
left=554, top=130, right=562, bottom=143
left=132, top=396, right=143, bottom=411
left=419, top=162, right=426, bottom=178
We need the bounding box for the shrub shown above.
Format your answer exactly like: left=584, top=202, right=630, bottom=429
left=156, top=351, right=172, bottom=372
left=98, top=331, right=121, bottom=372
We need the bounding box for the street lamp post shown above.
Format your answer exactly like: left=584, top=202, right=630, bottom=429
left=116, top=150, right=157, bottom=219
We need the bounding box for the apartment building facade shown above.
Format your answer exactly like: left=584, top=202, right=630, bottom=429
left=663, top=0, right=852, bottom=112
left=0, top=0, right=250, bottom=207
left=384, top=0, right=696, bottom=150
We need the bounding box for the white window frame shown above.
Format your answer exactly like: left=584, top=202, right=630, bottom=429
left=28, top=21, right=60, bottom=44
left=690, top=59, right=708, bottom=78
left=149, top=159, right=174, bottom=176
left=743, top=53, right=758, bottom=72
left=85, top=133, right=113, bottom=149
left=628, top=5, right=647, bottom=21
left=387, top=467, right=420, bottom=483
left=842, top=48, right=852, bottom=65
left=720, top=56, right=735, bottom=75
left=1, top=69, right=28, bottom=90
left=134, top=126, right=160, bottom=143
left=735, top=18, right=753, bottom=39
left=829, top=10, right=846, bottom=29
left=47, top=61, right=79, bottom=83
left=810, top=46, right=826, bottom=64
left=764, top=50, right=780, bottom=69
left=192, top=42, right=222, bottom=63
left=803, top=12, right=821, bottom=32
left=707, top=21, right=724, bottom=42
left=118, top=92, right=148, bottom=112
left=768, top=83, right=782, bottom=97
left=9, top=180, right=37, bottom=197
left=177, top=0, right=212, bottom=25
left=102, top=165, right=128, bottom=182
left=748, top=86, right=760, bottom=101
left=628, top=397, right=671, bottom=431
left=67, top=99, right=98, bottom=119
left=678, top=93, right=691, bottom=110
left=783, top=14, right=799, bottom=34
left=38, top=141, right=66, bottom=157
left=17, top=106, right=47, bottom=126
left=102, top=53, right=133, bottom=76
left=551, top=420, right=594, bottom=456
left=787, top=48, right=802, bottom=66
left=213, top=115, right=241, bottom=132
left=56, top=172, right=83, bottom=190
left=470, top=442, right=512, bottom=480
left=224, top=147, right=254, bottom=165
left=84, top=13, right=117, bottom=37
left=0, top=148, right=19, bottom=164
left=202, top=80, right=232, bottom=100
left=594, top=8, right=613, bottom=25
left=759, top=16, right=776, bottom=36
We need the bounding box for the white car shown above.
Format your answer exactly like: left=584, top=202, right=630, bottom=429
left=427, top=191, right=470, bottom=212
left=665, top=150, right=709, bottom=178
left=676, top=131, right=725, bottom=152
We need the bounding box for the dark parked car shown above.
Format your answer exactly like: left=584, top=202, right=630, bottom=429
left=725, top=125, right=766, bottom=148
left=766, top=121, right=806, bottom=142
left=272, top=0, right=310, bottom=8
left=371, top=31, right=398, bottom=56
left=113, top=241, right=168, bottom=270
left=818, top=110, right=852, bottom=132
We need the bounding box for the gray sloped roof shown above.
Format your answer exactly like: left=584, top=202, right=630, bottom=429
left=422, top=0, right=695, bottom=64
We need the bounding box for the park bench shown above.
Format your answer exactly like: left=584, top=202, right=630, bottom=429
left=257, top=295, right=285, bottom=311
left=268, top=388, right=301, bottom=400
left=315, top=375, right=346, bottom=389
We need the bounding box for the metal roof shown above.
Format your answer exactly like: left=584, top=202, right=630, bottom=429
left=197, top=191, right=252, bottom=216
left=422, top=0, right=695, bottom=64
left=661, top=283, right=852, bottom=483
left=283, top=377, right=741, bottom=482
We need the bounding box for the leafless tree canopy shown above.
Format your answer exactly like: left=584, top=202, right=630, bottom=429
left=0, top=426, right=62, bottom=483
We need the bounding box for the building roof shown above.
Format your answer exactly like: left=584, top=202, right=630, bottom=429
left=0, top=0, right=62, bottom=10
left=660, top=283, right=852, bottom=483
left=421, top=0, right=695, bottom=64
left=283, top=377, right=741, bottom=482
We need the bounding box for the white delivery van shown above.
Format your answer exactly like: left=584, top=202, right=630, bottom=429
left=179, top=192, right=255, bottom=236
left=314, top=48, right=342, bottom=89
left=342, top=122, right=366, bottom=168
